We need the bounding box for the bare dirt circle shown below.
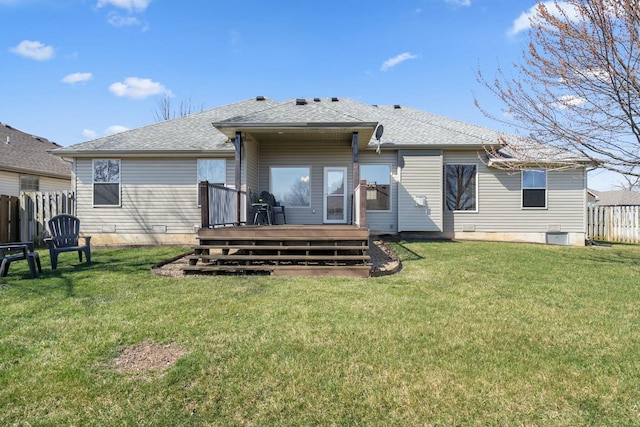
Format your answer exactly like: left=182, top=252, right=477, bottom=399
left=112, top=341, right=189, bottom=375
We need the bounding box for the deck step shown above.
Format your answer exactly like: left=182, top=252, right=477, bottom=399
left=190, top=224, right=371, bottom=277
left=194, top=244, right=369, bottom=251
left=183, top=264, right=371, bottom=278
left=187, top=254, right=370, bottom=262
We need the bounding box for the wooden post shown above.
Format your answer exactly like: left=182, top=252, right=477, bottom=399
left=0, top=195, right=8, bottom=243
left=234, top=131, right=242, bottom=225
left=199, top=181, right=209, bottom=228
left=358, top=179, right=367, bottom=228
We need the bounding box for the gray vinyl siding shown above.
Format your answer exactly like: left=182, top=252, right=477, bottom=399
left=398, top=150, right=443, bottom=231
left=0, top=171, right=70, bottom=196
left=40, top=176, right=72, bottom=192
left=0, top=171, right=19, bottom=196
left=75, top=157, right=232, bottom=234
left=443, top=151, right=586, bottom=233
left=245, top=138, right=260, bottom=199
left=258, top=140, right=356, bottom=225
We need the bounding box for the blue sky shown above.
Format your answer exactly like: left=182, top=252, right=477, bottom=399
left=0, top=0, right=620, bottom=190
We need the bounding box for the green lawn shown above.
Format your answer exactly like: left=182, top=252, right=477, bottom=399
left=1, top=241, right=639, bottom=426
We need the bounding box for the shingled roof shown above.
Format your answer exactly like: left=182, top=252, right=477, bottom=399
left=0, top=122, right=71, bottom=179
left=52, top=96, right=505, bottom=157
left=591, top=189, right=640, bottom=206
left=52, top=97, right=280, bottom=156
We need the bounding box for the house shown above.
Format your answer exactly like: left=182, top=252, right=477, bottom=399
left=0, top=122, right=72, bottom=196
left=589, top=189, right=640, bottom=206
left=51, top=96, right=592, bottom=247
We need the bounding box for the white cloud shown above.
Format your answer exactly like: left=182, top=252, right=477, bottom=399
left=508, top=1, right=579, bottom=37
left=82, top=129, right=98, bottom=139
left=96, top=0, right=151, bottom=12
left=105, top=125, right=129, bottom=135
left=109, top=77, right=171, bottom=99
left=553, top=94, right=587, bottom=110
left=381, top=52, right=419, bottom=71
left=107, top=13, right=140, bottom=27
left=10, top=40, right=54, bottom=61
left=62, top=72, right=93, bottom=84
left=445, top=0, right=471, bottom=6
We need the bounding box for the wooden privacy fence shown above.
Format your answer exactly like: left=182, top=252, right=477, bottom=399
left=20, top=191, right=76, bottom=245
left=2, top=192, right=76, bottom=244
left=0, top=194, right=20, bottom=243
left=587, top=205, right=640, bottom=243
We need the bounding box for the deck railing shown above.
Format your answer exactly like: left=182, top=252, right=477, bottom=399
left=199, top=182, right=246, bottom=228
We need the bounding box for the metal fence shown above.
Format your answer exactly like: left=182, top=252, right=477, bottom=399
left=587, top=205, right=640, bottom=243
left=199, top=182, right=246, bottom=227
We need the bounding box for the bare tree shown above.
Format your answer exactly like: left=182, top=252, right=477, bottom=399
left=614, top=174, right=640, bottom=191
left=477, top=0, right=640, bottom=177
left=153, top=95, right=204, bottom=121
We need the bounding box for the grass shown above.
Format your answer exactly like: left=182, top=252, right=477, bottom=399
left=1, top=241, right=639, bottom=426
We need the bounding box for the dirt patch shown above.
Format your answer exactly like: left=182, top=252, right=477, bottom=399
left=151, top=239, right=400, bottom=277
left=112, top=341, right=189, bottom=376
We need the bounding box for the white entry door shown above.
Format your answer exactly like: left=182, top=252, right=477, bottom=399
left=323, top=166, right=348, bottom=223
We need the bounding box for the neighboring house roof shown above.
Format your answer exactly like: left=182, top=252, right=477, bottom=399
left=51, top=96, right=589, bottom=166
left=0, top=122, right=71, bottom=179
left=590, top=189, right=640, bottom=206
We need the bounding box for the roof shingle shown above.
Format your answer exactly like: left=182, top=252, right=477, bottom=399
left=0, top=123, right=71, bottom=178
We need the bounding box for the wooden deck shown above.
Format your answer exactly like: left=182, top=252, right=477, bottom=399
left=183, top=225, right=371, bottom=277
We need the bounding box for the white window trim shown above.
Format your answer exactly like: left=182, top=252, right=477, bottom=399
left=444, top=163, right=478, bottom=213
left=269, top=166, right=312, bottom=208
left=521, top=169, right=548, bottom=210
left=92, top=159, right=121, bottom=208
left=360, top=163, right=392, bottom=213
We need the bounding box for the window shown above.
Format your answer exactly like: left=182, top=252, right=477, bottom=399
left=360, top=164, right=391, bottom=211
left=93, top=159, right=120, bottom=206
left=522, top=169, right=547, bottom=208
left=270, top=167, right=310, bottom=207
left=197, top=159, right=226, bottom=205
left=445, top=164, right=477, bottom=211
left=20, top=175, right=39, bottom=192
left=197, top=159, right=226, bottom=185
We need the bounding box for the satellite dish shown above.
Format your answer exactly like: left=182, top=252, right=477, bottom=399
left=375, top=124, right=384, bottom=153
left=375, top=124, right=384, bottom=141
